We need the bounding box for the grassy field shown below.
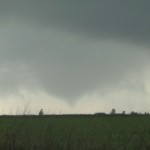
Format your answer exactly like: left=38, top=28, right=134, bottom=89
left=0, top=115, right=150, bottom=150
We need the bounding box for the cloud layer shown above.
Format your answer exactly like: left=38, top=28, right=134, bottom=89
left=1, top=1, right=150, bottom=41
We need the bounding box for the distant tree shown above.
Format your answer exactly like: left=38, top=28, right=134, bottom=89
left=130, top=111, right=135, bottom=114
left=110, top=108, right=116, bottom=115
left=39, top=109, right=44, bottom=116
left=144, top=112, right=149, bottom=115
left=130, top=111, right=138, bottom=115
left=122, top=111, right=125, bottom=115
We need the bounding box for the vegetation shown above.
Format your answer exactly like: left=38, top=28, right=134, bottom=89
left=0, top=115, right=150, bottom=149
left=39, top=109, right=44, bottom=116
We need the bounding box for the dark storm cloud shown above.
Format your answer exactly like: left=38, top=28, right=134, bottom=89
left=1, top=0, right=150, bottom=41
left=0, top=0, right=150, bottom=101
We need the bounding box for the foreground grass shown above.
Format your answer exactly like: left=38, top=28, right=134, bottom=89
left=0, top=115, right=150, bottom=150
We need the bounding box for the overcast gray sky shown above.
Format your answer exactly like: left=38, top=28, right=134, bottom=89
left=0, top=0, right=150, bottom=114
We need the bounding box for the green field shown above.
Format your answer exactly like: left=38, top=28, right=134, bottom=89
left=0, top=115, right=150, bottom=150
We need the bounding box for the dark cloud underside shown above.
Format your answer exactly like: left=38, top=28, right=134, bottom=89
left=0, top=1, right=150, bottom=41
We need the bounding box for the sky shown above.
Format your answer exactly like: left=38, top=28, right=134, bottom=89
left=0, top=0, right=150, bottom=114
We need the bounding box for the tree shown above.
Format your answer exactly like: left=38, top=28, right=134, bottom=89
left=39, top=109, right=44, bottom=116
left=122, top=111, right=125, bottom=115
left=110, top=108, right=116, bottom=115
left=130, top=111, right=137, bottom=115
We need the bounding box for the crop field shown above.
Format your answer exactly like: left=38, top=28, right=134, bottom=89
left=0, top=115, right=150, bottom=150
